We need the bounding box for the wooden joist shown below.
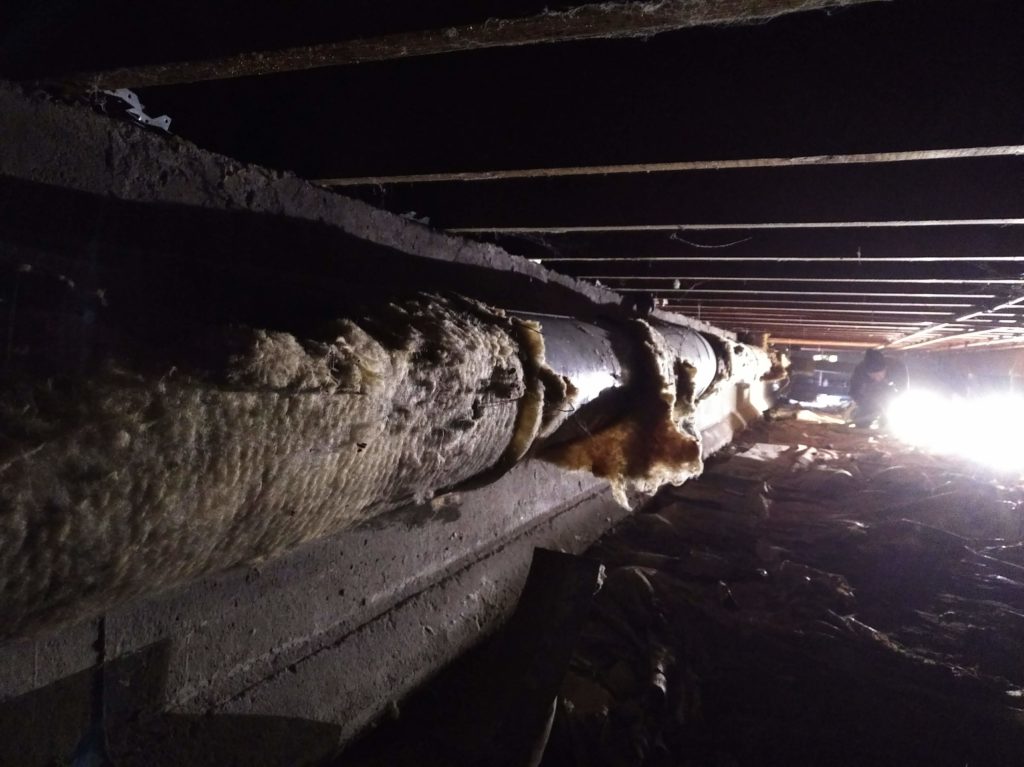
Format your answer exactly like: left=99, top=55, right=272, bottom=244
left=450, top=219, right=1024, bottom=235
left=320, top=145, right=1024, bottom=187
left=59, top=0, right=882, bottom=90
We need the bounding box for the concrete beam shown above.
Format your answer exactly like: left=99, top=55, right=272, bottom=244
left=0, top=462, right=627, bottom=765
left=0, top=81, right=723, bottom=338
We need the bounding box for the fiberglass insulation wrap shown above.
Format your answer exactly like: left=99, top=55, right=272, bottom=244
left=0, top=296, right=537, bottom=637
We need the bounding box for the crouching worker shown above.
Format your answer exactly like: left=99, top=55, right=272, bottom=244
left=849, top=348, right=908, bottom=427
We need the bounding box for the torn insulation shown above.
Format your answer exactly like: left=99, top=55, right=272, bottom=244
left=0, top=281, right=767, bottom=636
left=540, top=321, right=706, bottom=507
left=699, top=331, right=773, bottom=402
left=0, top=296, right=548, bottom=636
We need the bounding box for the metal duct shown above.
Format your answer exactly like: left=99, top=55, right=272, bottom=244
left=0, top=299, right=762, bottom=639
left=515, top=313, right=719, bottom=405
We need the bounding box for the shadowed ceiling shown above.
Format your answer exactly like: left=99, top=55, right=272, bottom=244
left=3, top=0, right=1022, bottom=350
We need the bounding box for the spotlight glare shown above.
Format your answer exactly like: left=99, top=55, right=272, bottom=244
left=887, top=390, right=1024, bottom=473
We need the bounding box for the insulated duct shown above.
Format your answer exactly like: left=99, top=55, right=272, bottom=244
left=0, top=296, right=767, bottom=638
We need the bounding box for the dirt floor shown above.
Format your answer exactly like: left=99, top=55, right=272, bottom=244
left=546, top=415, right=1024, bottom=767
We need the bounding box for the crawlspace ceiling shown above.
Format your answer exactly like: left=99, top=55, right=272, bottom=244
left=3, top=0, right=1023, bottom=350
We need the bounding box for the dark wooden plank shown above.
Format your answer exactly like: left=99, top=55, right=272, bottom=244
left=56, top=0, right=881, bottom=89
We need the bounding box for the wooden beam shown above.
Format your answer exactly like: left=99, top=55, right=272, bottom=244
left=673, top=307, right=956, bottom=316
left=665, top=299, right=975, bottom=308
left=963, top=335, right=1024, bottom=350
left=59, top=0, right=883, bottom=90
left=619, top=289, right=999, bottom=298
left=770, top=337, right=882, bottom=348
left=707, top=319, right=924, bottom=328
left=593, top=276, right=1023, bottom=284
left=320, top=144, right=1024, bottom=186
left=897, top=327, right=1024, bottom=351
left=539, top=255, right=1024, bottom=263
left=887, top=294, right=1024, bottom=348
left=557, top=256, right=1023, bottom=282
left=520, top=227, right=1024, bottom=267
left=450, top=219, right=1024, bottom=234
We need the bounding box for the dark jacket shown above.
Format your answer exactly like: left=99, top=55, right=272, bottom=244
left=850, top=357, right=908, bottom=403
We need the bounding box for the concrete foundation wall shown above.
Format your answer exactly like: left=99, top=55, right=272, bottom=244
left=0, top=81, right=724, bottom=336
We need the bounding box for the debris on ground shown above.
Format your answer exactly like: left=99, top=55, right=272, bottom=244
left=336, top=549, right=603, bottom=767
left=544, top=416, right=1024, bottom=767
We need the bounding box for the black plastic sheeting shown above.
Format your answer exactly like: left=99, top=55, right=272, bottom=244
left=545, top=417, right=1024, bottom=767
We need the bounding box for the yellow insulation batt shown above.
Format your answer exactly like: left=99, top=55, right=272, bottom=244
left=0, top=296, right=545, bottom=637
left=541, top=321, right=712, bottom=507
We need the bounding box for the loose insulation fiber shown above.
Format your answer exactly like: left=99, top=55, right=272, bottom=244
left=0, top=296, right=542, bottom=637
left=541, top=321, right=706, bottom=507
